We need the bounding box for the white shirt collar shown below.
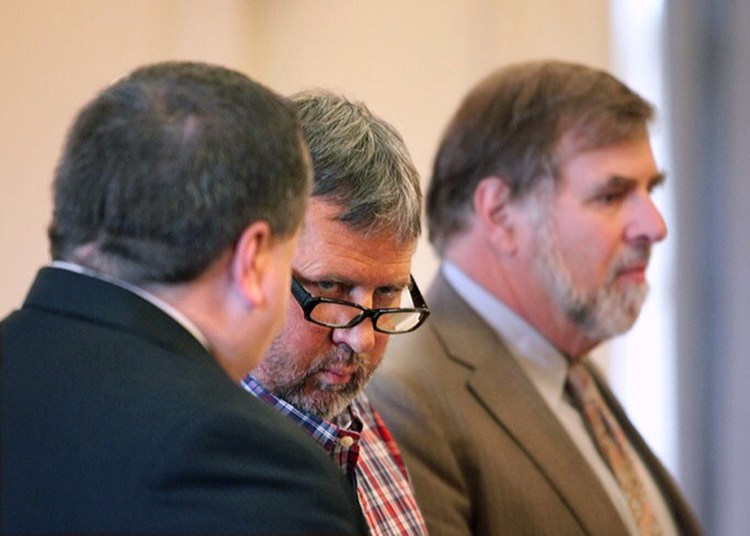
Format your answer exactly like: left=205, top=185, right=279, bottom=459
left=441, top=261, right=568, bottom=410
left=441, top=262, right=680, bottom=535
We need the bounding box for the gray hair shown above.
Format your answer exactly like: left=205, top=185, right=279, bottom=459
left=290, top=90, right=421, bottom=244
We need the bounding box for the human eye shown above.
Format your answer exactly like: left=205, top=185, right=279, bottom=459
left=594, top=188, right=628, bottom=205
left=312, top=280, right=348, bottom=299
left=590, top=176, right=635, bottom=207
left=375, top=285, right=405, bottom=307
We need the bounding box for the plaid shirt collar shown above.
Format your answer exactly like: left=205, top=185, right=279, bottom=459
left=241, top=375, right=429, bottom=536
left=241, top=375, right=362, bottom=461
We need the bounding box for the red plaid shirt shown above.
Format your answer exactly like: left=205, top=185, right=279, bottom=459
left=242, top=375, right=428, bottom=536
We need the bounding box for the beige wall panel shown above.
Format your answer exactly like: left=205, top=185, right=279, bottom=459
left=0, top=0, right=610, bottom=316
left=252, top=0, right=610, bottom=288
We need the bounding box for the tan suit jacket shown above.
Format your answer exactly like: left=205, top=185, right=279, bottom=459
left=367, top=271, right=702, bottom=536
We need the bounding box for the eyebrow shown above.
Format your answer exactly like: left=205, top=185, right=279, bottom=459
left=601, top=172, right=666, bottom=190
left=296, top=273, right=411, bottom=291
left=649, top=172, right=667, bottom=189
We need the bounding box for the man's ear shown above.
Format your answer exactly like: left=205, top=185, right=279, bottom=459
left=230, top=220, right=273, bottom=308
left=473, top=176, right=518, bottom=253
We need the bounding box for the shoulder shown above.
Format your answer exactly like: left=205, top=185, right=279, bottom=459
left=135, top=379, right=365, bottom=534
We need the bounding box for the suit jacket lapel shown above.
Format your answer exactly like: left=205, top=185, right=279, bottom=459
left=428, top=272, right=630, bottom=536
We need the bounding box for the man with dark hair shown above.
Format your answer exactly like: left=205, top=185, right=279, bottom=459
left=1, top=62, right=365, bottom=535
left=242, top=90, right=429, bottom=536
left=369, top=61, right=703, bottom=535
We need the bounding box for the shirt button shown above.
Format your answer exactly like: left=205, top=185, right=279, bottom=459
left=340, top=436, right=355, bottom=448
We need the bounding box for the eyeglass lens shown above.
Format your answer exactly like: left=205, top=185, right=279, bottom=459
left=308, top=302, right=423, bottom=332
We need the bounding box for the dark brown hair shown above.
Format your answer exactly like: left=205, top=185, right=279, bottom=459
left=49, top=61, right=310, bottom=284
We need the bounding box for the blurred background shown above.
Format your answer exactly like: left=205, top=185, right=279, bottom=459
left=1, top=1, right=747, bottom=534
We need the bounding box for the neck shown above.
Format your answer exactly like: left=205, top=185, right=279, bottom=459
left=445, top=246, right=601, bottom=359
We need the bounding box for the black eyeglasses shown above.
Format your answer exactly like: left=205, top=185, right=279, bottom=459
left=290, top=276, right=430, bottom=334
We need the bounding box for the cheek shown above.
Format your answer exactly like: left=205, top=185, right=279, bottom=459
left=555, top=221, right=616, bottom=283
left=277, top=311, right=334, bottom=364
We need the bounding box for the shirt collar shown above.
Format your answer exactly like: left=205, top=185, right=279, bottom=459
left=442, top=261, right=569, bottom=409
left=240, top=374, right=362, bottom=449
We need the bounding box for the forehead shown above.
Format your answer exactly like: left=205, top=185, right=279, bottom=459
left=294, top=198, right=416, bottom=285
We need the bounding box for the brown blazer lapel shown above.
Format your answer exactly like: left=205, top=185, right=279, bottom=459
left=429, top=272, right=630, bottom=536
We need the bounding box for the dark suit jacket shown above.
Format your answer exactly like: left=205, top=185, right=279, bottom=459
left=368, top=271, right=702, bottom=536
left=1, top=267, right=366, bottom=535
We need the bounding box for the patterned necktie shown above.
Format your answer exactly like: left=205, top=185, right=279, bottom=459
left=566, top=362, right=662, bottom=536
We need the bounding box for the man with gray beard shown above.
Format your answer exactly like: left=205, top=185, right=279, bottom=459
left=242, top=90, right=430, bottom=536
left=367, top=61, right=703, bottom=536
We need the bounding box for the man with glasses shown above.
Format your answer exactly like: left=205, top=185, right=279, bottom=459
left=242, top=90, right=429, bottom=536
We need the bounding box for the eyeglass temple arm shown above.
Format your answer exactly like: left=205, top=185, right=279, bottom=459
left=409, top=275, right=429, bottom=310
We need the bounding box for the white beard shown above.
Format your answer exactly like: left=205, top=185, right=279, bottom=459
left=529, top=198, right=650, bottom=341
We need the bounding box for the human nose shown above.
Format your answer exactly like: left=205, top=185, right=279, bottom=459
left=627, top=194, right=667, bottom=245
left=331, top=318, right=377, bottom=354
